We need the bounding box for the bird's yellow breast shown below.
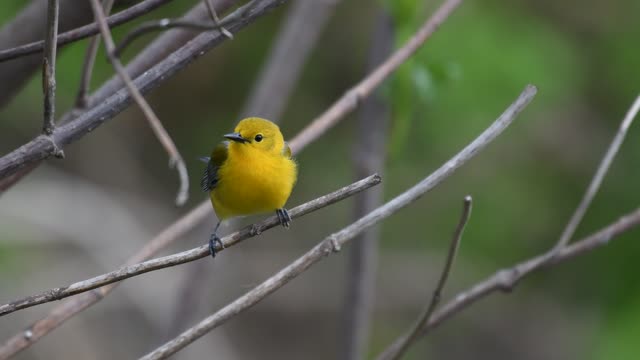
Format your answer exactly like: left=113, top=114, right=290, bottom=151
left=210, top=145, right=297, bottom=220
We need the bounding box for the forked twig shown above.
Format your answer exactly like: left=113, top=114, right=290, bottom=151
left=553, top=95, right=640, bottom=250
left=89, top=0, right=189, bottom=206
left=377, top=196, right=472, bottom=360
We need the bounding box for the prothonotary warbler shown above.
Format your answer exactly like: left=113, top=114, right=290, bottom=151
left=200, top=117, right=297, bottom=257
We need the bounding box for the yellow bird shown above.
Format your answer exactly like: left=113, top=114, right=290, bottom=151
left=200, top=117, right=297, bottom=257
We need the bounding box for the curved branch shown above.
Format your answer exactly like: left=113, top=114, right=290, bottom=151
left=140, top=86, right=536, bottom=360
left=0, top=0, right=175, bottom=62
left=0, top=174, right=381, bottom=316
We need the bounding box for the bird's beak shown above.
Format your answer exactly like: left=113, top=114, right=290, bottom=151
left=224, top=132, right=248, bottom=143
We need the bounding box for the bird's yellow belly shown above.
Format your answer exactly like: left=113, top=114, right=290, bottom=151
left=211, top=155, right=296, bottom=220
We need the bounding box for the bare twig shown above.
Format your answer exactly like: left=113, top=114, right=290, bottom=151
left=42, top=0, right=60, bottom=136
left=89, top=0, right=189, bottom=206
left=114, top=0, right=260, bottom=57
left=553, top=95, right=640, bottom=250
left=373, top=207, right=640, bottom=358
left=205, top=0, right=234, bottom=39
left=340, top=9, right=392, bottom=360
left=289, top=0, right=462, bottom=153
left=75, top=0, right=116, bottom=109
left=379, top=196, right=472, bottom=360
left=0, top=175, right=381, bottom=317
left=0, top=0, right=174, bottom=62
left=140, top=86, right=536, bottom=360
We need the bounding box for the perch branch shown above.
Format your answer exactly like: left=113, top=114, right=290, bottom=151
left=0, top=175, right=381, bottom=316
left=379, top=196, right=472, bottom=360
left=140, top=86, right=536, bottom=360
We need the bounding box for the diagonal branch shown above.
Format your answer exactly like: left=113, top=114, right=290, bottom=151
left=553, top=95, right=640, bottom=250
left=378, top=196, right=472, bottom=360
left=289, top=0, right=462, bottom=153
left=140, top=86, right=536, bottom=360
left=0, top=0, right=175, bottom=63
left=0, top=174, right=381, bottom=317
left=89, top=0, right=189, bottom=206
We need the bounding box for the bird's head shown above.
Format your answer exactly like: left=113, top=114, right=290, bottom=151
left=224, top=117, right=285, bottom=154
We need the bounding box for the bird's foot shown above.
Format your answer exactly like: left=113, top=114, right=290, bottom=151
left=209, top=234, right=225, bottom=258
left=276, top=208, right=292, bottom=229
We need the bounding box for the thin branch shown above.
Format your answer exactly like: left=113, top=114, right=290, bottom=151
left=140, top=86, right=536, bottom=360
left=42, top=0, right=60, bottom=136
left=0, top=201, right=212, bottom=360
left=75, top=0, right=116, bottom=109
left=0, top=0, right=174, bottom=62
left=378, top=207, right=640, bottom=354
left=0, top=0, right=285, bottom=181
left=0, top=175, right=381, bottom=317
left=553, top=95, right=640, bottom=250
left=379, top=196, right=472, bottom=360
left=89, top=0, right=189, bottom=206
left=289, top=0, right=462, bottom=153
left=114, top=0, right=260, bottom=57
left=205, top=0, right=234, bottom=39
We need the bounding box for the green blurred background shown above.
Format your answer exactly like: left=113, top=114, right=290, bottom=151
left=0, top=0, right=639, bottom=359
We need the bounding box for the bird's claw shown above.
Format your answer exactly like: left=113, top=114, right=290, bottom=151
left=209, top=234, right=224, bottom=258
left=276, top=208, right=292, bottom=229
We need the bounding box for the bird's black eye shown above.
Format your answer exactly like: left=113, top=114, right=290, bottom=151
left=254, top=134, right=263, bottom=142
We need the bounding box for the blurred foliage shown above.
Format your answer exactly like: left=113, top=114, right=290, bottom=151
left=0, top=0, right=639, bottom=359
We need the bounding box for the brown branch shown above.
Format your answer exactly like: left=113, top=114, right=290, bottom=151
left=139, top=86, right=536, bottom=360
left=89, top=0, right=189, bottom=206
left=204, top=0, right=234, bottom=39
left=378, top=196, right=472, bottom=360
left=0, top=174, right=381, bottom=317
left=42, top=0, right=60, bottom=136
left=0, top=0, right=174, bottom=63
left=340, top=9, right=392, bottom=360
left=553, top=95, right=640, bottom=250
left=75, top=0, right=116, bottom=109
left=288, top=0, right=462, bottom=153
